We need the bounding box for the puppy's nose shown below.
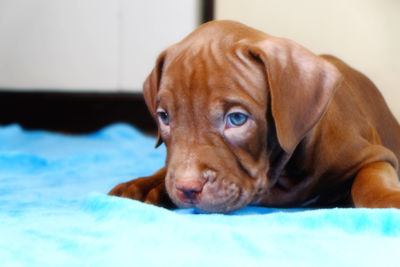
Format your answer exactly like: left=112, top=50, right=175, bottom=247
left=175, top=179, right=205, bottom=203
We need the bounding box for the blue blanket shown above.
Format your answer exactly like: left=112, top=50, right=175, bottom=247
left=1, top=123, right=400, bottom=266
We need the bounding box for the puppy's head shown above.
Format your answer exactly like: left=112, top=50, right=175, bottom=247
left=143, top=20, right=341, bottom=213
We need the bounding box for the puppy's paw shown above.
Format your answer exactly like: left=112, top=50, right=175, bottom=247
left=108, top=173, right=175, bottom=209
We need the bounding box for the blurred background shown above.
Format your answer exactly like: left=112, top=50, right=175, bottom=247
left=0, top=0, right=399, bottom=133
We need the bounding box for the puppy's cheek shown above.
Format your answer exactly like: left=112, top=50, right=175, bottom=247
left=198, top=181, right=252, bottom=213
left=223, top=122, right=256, bottom=146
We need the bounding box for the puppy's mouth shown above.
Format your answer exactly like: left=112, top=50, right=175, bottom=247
left=168, top=179, right=250, bottom=213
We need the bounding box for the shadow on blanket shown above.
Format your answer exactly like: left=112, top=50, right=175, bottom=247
left=1, top=123, right=400, bottom=266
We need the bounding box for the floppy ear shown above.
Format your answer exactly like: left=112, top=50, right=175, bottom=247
left=248, top=38, right=342, bottom=153
left=143, top=52, right=167, bottom=148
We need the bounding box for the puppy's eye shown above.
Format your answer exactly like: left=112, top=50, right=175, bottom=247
left=226, top=112, right=248, bottom=127
left=157, top=110, right=169, bottom=125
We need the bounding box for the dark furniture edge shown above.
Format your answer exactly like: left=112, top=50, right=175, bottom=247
left=201, top=0, right=214, bottom=23
left=0, top=90, right=157, bottom=134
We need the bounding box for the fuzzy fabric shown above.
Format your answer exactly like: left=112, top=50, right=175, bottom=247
left=1, top=123, right=400, bottom=267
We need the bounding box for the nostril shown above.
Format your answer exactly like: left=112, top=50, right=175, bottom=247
left=175, top=179, right=205, bottom=202
left=180, top=188, right=200, bottom=200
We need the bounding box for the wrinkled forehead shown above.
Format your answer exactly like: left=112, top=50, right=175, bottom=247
left=157, top=44, right=267, bottom=110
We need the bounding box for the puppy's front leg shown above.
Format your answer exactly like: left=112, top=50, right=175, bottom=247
left=108, top=167, right=176, bottom=209
left=351, top=162, right=400, bottom=208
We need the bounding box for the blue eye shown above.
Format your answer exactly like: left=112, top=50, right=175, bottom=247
left=227, top=112, right=248, bottom=127
left=157, top=111, right=169, bottom=125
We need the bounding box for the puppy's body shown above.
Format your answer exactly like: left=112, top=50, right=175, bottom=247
left=110, top=21, right=400, bottom=212
left=259, top=55, right=400, bottom=207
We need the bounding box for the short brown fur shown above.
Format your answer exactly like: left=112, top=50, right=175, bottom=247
left=109, top=21, right=400, bottom=212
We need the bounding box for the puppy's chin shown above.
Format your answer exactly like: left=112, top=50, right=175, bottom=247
left=195, top=201, right=249, bottom=214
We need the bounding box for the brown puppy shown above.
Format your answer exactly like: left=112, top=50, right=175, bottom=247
left=109, top=20, right=400, bottom=213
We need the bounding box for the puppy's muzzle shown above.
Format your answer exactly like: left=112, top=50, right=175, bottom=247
left=172, top=168, right=216, bottom=205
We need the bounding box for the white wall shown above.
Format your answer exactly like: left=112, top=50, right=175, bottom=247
left=215, top=0, right=400, bottom=118
left=0, top=0, right=199, bottom=92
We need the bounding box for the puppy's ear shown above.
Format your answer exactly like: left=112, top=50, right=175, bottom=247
left=143, top=52, right=167, bottom=148
left=248, top=38, right=342, bottom=153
